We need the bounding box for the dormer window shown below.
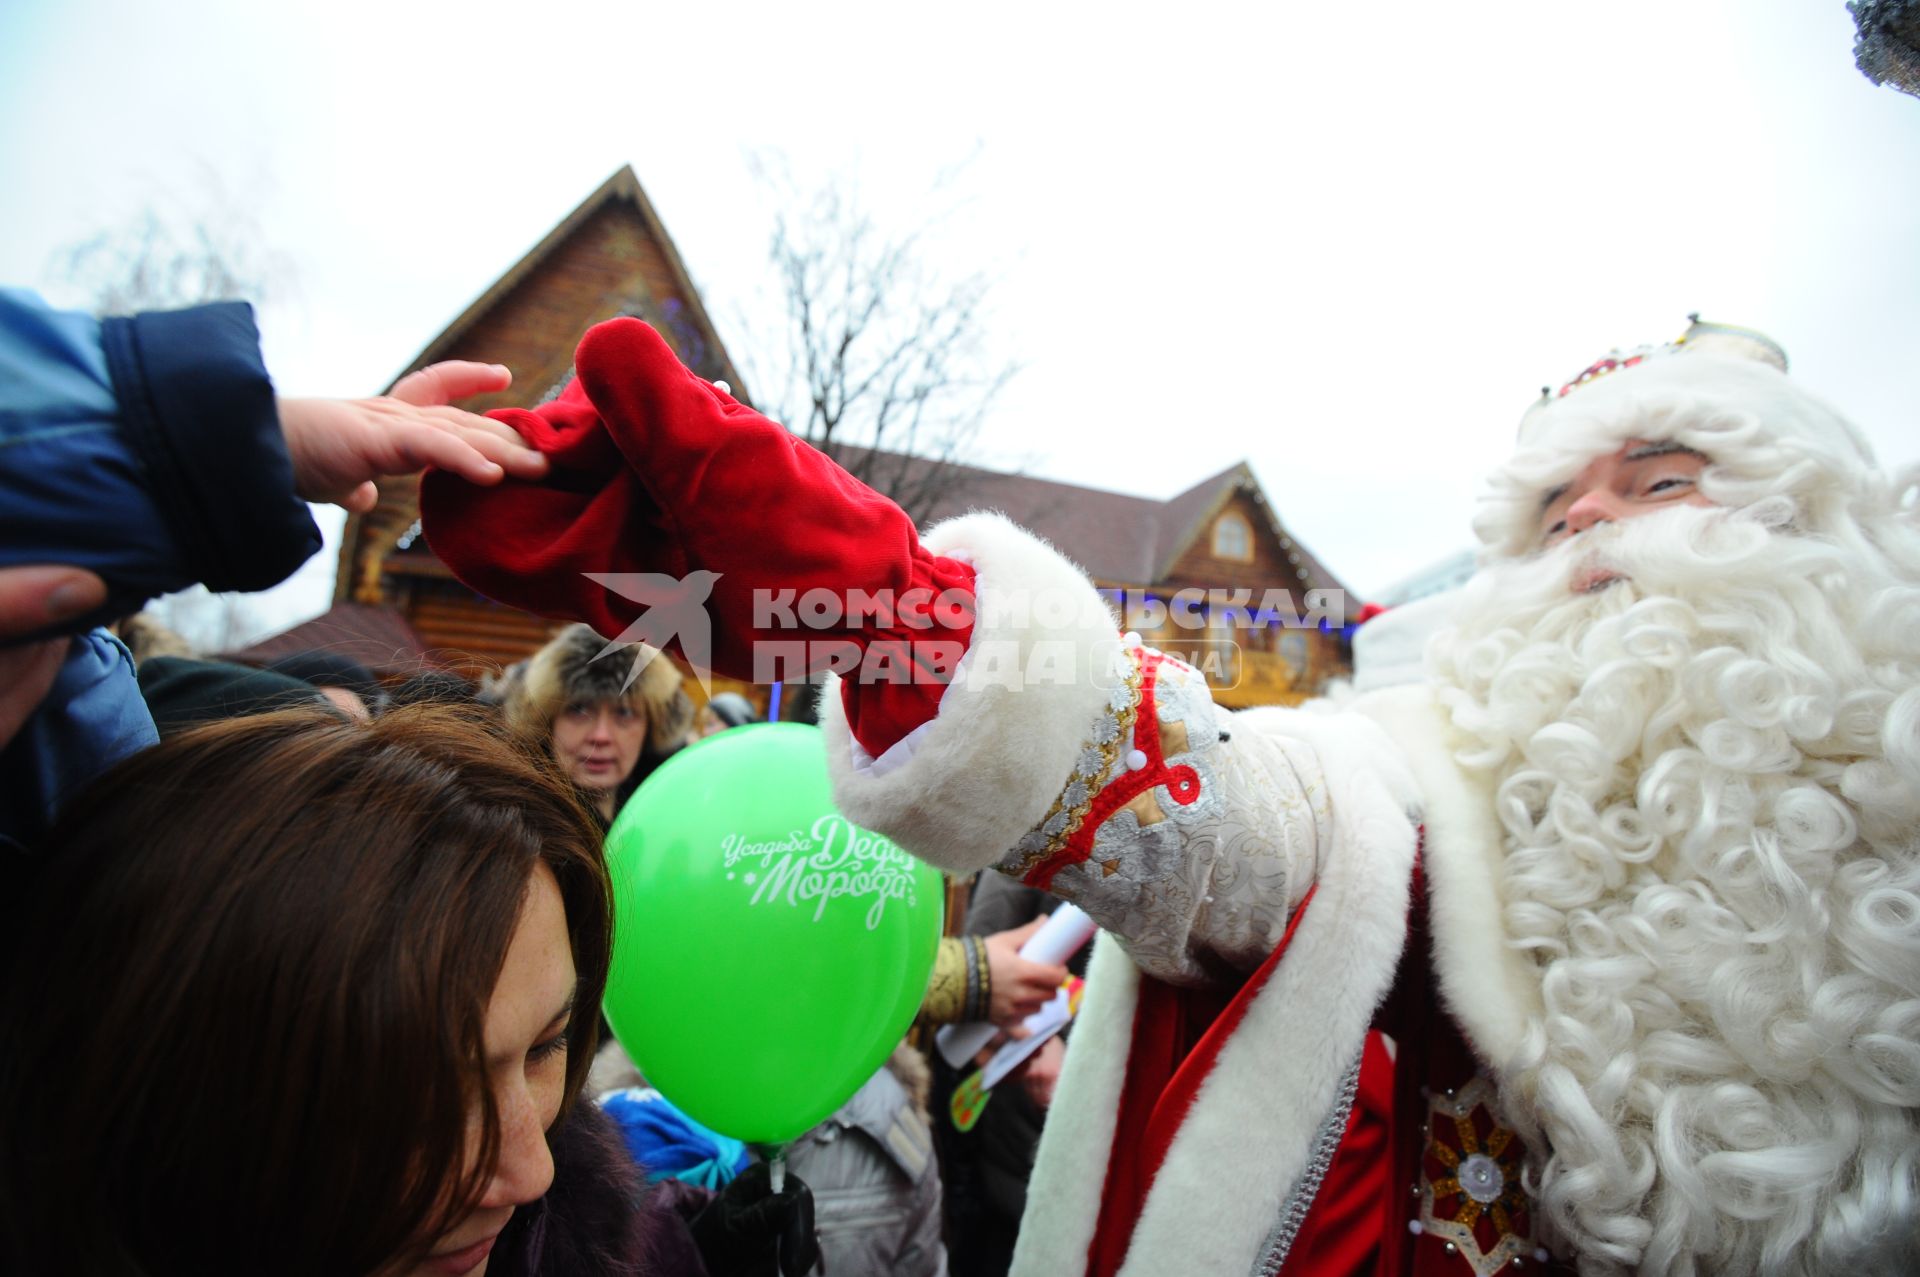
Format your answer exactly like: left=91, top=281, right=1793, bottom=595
left=1212, top=511, right=1253, bottom=562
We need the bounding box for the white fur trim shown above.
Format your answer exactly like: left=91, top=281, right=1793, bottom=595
left=1006, top=931, right=1140, bottom=1277
left=1350, top=588, right=1465, bottom=693
left=1011, top=710, right=1419, bottom=1277
left=1355, top=684, right=1542, bottom=1070
left=821, top=512, right=1120, bottom=874
left=847, top=713, right=940, bottom=780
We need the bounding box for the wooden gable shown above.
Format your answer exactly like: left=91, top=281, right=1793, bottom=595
left=1152, top=464, right=1349, bottom=609
left=1162, top=488, right=1299, bottom=591
left=1127, top=464, right=1355, bottom=708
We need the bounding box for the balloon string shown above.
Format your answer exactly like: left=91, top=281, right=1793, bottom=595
left=769, top=1151, right=787, bottom=1272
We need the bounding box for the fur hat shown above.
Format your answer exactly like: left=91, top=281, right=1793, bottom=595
left=507, top=624, right=693, bottom=753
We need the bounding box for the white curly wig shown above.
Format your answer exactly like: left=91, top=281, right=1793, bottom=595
left=1428, top=338, right=1920, bottom=1274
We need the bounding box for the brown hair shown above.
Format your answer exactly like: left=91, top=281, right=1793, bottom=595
left=0, top=705, right=612, bottom=1276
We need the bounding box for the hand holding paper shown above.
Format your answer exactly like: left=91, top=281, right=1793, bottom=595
left=936, top=904, right=1096, bottom=1069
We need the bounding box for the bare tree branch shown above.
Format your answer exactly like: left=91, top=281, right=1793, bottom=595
left=53, top=174, right=291, bottom=317
left=738, top=159, right=1023, bottom=526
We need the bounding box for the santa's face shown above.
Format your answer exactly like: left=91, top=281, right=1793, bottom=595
left=1503, top=438, right=1719, bottom=596
left=1535, top=438, right=1715, bottom=553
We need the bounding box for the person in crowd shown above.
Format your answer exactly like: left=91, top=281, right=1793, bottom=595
left=388, top=667, right=485, bottom=710
left=919, top=912, right=1070, bottom=1033
left=693, top=690, right=758, bottom=740
left=780, top=1044, right=947, bottom=1277
left=137, top=653, right=331, bottom=735
left=0, top=285, right=546, bottom=848
left=935, top=876, right=1081, bottom=1277
left=506, top=623, right=693, bottom=826
left=0, top=704, right=816, bottom=1277
left=267, top=649, right=389, bottom=719
left=425, top=315, right=1920, bottom=1276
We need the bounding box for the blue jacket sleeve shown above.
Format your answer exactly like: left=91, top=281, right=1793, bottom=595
left=0, top=629, right=158, bottom=854
left=0, top=288, right=321, bottom=631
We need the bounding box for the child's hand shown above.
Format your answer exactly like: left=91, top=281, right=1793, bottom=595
left=984, top=917, right=1071, bottom=1026
left=278, top=361, right=548, bottom=513
left=1022, top=1034, right=1066, bottom=1109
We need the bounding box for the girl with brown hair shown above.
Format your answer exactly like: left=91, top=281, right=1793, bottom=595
left=0, top=706, right=724, bottom=1276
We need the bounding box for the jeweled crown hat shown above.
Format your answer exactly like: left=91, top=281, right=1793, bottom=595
left=1477, top=316, right=1878, bottom=556
left=1515, top=315, right=1789, bottom=442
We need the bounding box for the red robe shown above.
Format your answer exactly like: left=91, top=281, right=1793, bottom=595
left=1087, top=861, right=1573, bottom=1277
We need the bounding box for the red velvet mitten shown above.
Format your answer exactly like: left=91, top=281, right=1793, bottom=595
left=420, top=318, right=975, bottom=757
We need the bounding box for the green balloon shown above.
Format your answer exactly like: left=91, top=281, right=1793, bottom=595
left=603, top=722, right=943, bottom=1145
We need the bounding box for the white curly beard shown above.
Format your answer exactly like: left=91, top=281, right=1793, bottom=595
left=1428, top=502, right=1920, bottom=1275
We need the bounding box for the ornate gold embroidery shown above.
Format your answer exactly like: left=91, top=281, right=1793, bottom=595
left=922, top=937, right=967, bottom=1024
left=1001, top=654, right=1146, bottom=879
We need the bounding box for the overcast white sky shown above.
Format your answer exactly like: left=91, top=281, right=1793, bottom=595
left=3, top=0, right=1916, bottom=639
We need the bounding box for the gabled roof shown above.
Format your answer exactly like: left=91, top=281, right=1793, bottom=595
left=1153, top=463, right=1250, bottom=578
left=1148, top=462, right=1350, bottom=601
left=828, top=448, right=1352, bottom=604
left=385, top=165, right=747, bottom=398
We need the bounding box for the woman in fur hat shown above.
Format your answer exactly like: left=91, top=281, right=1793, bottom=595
left=508, top=624, right=694, bottom=826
